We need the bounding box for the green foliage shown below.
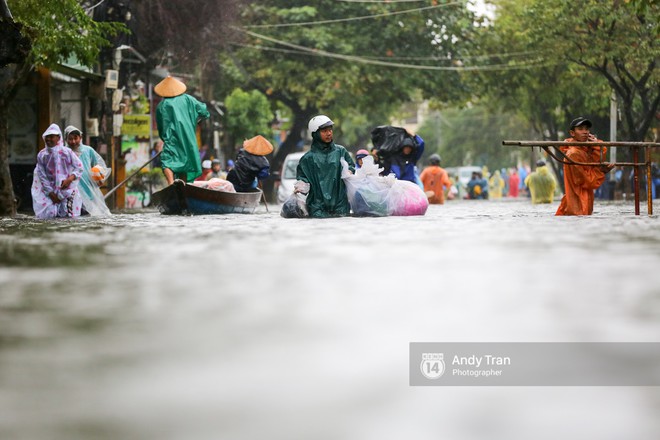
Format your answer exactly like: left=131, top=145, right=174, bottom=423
left=421, top=106, right=532, bottom=171
left=226, top=0, right=480, bottom=126
left=8, top=0, right=124, bottom=68
left=477, top=0, right=659, bottom=141
left=516, top=0, right=658, bottom=67
left=224, top=88, right=274, bottom=146
left=469, top=1, right=604, bottom=139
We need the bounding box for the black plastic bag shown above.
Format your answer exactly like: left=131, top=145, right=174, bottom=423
left=370, top=125, right=414, bottom=157
left=280, top=193, right=309, bottom=218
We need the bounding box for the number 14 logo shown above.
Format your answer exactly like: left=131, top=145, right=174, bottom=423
left=420, top=353, right=445, bottom=379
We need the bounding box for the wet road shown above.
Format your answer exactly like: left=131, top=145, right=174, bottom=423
left=1, top=198, right=659, bottom=440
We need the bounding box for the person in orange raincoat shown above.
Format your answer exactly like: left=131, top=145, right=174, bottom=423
left=556, top=117, right=614, bottom=216
left=420, top=154, right=453, bottom=204
left=508, top=170, right=520, bottom=197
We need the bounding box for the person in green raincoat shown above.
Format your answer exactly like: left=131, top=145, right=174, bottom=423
left=155, top=76, right=210, bottom=184
left=295, top=115, right=355, bottom=218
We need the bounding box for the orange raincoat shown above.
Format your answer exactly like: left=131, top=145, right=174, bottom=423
left=420, top=165, right=452, bottom=204
left=555, top=138, right=607, bottom=216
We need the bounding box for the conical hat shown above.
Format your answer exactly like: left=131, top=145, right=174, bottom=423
left=154, top=76, right=186, bottom=98
left=243, top=135, right=274, bottom=156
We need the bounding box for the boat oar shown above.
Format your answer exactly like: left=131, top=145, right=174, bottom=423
left=257, top=181, right=269, bottom=213
left=104, top=151, right=162, bottom=200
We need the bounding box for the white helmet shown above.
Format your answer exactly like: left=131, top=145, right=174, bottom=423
left=308, top=115, right=334, bottom=133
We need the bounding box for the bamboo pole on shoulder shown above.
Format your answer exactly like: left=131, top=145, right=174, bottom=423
left=502, top=140, right=659, bottom=215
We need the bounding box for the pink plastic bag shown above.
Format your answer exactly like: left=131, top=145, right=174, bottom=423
left=192, top=178, right=236, bottom=192
left=388, top=180, right=429, bottom=216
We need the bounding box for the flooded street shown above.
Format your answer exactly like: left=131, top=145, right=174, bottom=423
left=1, top=199, right=659, bottom=440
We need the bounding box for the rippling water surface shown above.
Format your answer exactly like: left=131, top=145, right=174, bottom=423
left=1, top=199, right=659, bottom=440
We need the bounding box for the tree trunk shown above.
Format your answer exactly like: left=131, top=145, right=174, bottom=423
left=0, top=99, right=16, bottom=216
left=261, top=106, right=315, bottom=203
left=272, top=108, right=314, bottom=171
left=0, top=4, right=31, bottom=216
left=1, top=17, right=30, bottom=68
left=0, top=62, right=32, bottom=218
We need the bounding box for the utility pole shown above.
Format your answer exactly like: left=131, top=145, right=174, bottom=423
left=609, top=90, right=619, bottom=202
left=610, top=90, right=617, bottom=163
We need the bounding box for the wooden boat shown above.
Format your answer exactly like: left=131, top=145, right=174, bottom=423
left=151, top=179, right=263, bottom=215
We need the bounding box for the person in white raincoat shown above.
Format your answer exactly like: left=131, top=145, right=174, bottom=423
left=31, top=124, right=84, bottom=219
left=64, top=125, right=111, bottom=216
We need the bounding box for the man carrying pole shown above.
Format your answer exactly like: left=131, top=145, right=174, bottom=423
left=555, top=117, right=614, bottom=216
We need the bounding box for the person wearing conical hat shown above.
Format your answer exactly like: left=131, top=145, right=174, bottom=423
left=154, top=76, right=210, bottom=184
left=226, top=135, right=273, bottom=192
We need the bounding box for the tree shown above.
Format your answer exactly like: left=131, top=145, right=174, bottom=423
left=0, top=0, right=123, bottom=217
left=131, top=0, right=243, bottom=100
left=466, top=0, right=610, bottom=185
left=224, top=88, right=274, bottom=148
left=470, top=12, right=611, bottom=141
left=424, top=105, right=532, bottom=171
left=486, top=0, right=659, bottom=142
left=223, top=0, right=482, bottom=169
left=0, top=0, right=30, bottom=68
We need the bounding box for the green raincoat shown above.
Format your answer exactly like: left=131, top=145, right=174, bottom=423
left=156, top=94, right=210, bottom=182
left=296, top=131, right=355, bottom=218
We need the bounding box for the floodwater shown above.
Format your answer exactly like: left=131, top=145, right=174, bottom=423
left=0, top=198, right=659, bottom=440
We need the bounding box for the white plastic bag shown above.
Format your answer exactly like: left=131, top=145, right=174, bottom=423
left=341, top=156, right=392, bottom=216
left=341, top=156, right=428, bottom=217
left=293, top=180, right=310, bottom=194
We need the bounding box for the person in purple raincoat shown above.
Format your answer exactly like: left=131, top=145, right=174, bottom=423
left=31, top=124, right=84, bottom=219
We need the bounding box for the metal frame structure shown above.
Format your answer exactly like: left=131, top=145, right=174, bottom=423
left=502, top=141, right=660, bottom=215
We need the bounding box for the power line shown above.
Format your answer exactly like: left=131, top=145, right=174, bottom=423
left=245, top=2, right=462, bottom=28
left=236, top=28, right=556, bottom=71
left=350, top=51, right=540, bottom=61
left=337, top=0, right=430, bottom=3
left=85, top=0, right=107, bottom=12
left=232, top=42, right=539, bottom=63
left=231, top=43, right=324, bottom=56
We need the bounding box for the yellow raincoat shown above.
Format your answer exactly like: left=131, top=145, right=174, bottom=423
left=525, top=165, right=557, bottom=204
left=488, top=171, right=505, bottom=199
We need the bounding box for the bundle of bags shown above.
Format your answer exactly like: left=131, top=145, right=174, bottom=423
left=280, top=181, right=309, bottom=218
left=370, top=125, right=412, bottom=157
left=341, top=156, right=428, bottom=216
left=281, top=192, right=309, bottom=218
left=191, top=178, right=235, bottom=192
